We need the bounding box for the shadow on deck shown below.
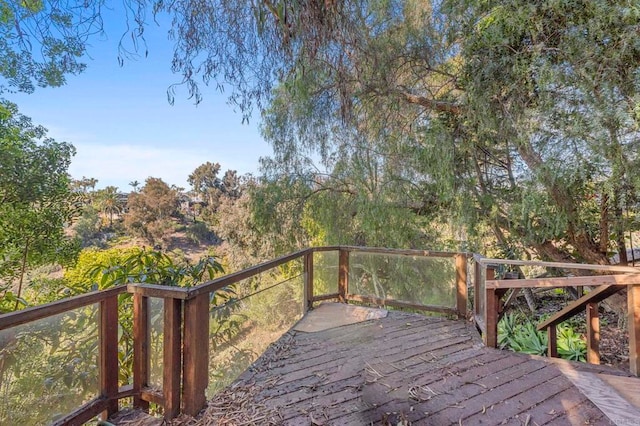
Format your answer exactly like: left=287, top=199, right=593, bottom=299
left=112, top=303, right=640, bottom=426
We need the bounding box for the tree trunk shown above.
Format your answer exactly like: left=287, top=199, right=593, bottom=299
left=14, top=240, right=29, bottom=311
left=614, top=187, right=628, bottom=265
left=534, top=240, right=574, bottom=263
left=517, top=140, right=609, bottom=264
left=599, top=193, right=609, bottom=255
left=523, top=288, right=537, bottom=312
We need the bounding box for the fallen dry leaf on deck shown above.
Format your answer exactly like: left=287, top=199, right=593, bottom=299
left=310, top=413, right=325, bottom=425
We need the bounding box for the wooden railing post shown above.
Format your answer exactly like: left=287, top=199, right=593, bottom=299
left=455, top=253, right=467, bottom=318
left=629, top=284, right=640, bottom=376
left=133, top=293, right=149, bottom=411
left=183, top=293, right=209, bottom=416
left=304, top=250, right=314, bottom=312
left=586, top=302, right=600, bottom=364
left=474, top=260, right=481, bottom=318
left=485, top=286, right=499, bottom=348
left=486, top=266, right=495, bottom=281
left=338, top=249, right=349, bottom=303
left=99, top=294, right=119, bottom=418
left=547, top=325, right=558, bottom=358
left=163, top=298, right=183, bottom=419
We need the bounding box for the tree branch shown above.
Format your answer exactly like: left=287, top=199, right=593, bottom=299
left=396, top=87, right=461, bottom=115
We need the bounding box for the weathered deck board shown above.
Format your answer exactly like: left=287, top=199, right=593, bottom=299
left=212, top=308, right=622, bottom=425
left=111, top=304, right=640, bottom=425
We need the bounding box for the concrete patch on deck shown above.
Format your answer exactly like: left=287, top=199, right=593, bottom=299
left=293, top=302, right=388, bottom=332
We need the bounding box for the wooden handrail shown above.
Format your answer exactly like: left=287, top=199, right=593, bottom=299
left=51, top=398, right=109, bottom=426
left=185, top=249, right=310, bottom=299
left=332, top=246, right=467, bottom=258
left=127, top=283, right=190, bottom=300
left=124, top=247, right=468, bottom=303
left=536, top=284, right=628, bottom=366
left=477, top=257, right=639, bottom=273
left=184, top=246, right=466, bottom=300
left=0, top=285, right=126, bottom=330
left=486, top=273, right=640, bottom=289
left=0, top=245, right=472, bottom=424
left=479, top=265, right=640, bottom=376
left=537, top=285, right=626, bottom=331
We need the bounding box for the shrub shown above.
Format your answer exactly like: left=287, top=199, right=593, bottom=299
left=186, top=221, right=218, bottom=245
left=556, top=324, right=587, bottom=361
left=498, top=312, right=586, bottom=361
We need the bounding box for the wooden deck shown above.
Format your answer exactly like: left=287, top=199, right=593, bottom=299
left=112, top=303, right=640, bottom=425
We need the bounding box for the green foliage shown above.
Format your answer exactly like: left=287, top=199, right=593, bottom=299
left=457, top=0, right=640, bottom=262
left=510, top=322, right=548, bottom=356
left=71, top=205, right=104, bottom=248
left=0, top=305, right=99, bottom=425
left=498, top=312, right=587, bottom=361
left=0, top=245, right=217, bottom=423
left=64, top=247, right=141, bottom=293
left=216, top=185, right=306, bottom=270
left=497, top=311, right=519, bottom=350
left=94, top=186, right=124, bottom=228
left=186, top=222, right=218, bottom=245
left=0, top=290, right=27, bottom=313
left=556, top=323, right=587, bottom=362
left=68, top=247, right=224, bottom=290
left=6, top=0, right=639, bottom=265
left=251, top=0, right=640, bottom=265
left=0, top=0, right=94, bottom=93
left=64, top=247, right=226, bottom=387
left=499, top=312, right=548, bottom=356
left=124, top=177, right=180, bottom=245
left=0, top=100, right=81, bottom=309
left=188, top=162, right=243, bottom=222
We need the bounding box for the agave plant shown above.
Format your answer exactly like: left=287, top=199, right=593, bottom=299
left=556, top=323, right=587, bottom=362
left=509, top=322, right=548, bottom=356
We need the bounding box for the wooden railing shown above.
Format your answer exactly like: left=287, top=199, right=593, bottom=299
left=0, top=286, right=128, bottom=425
left=0, top=246, right=469, bottom=424
left=126, top=248, right=312, bottom=418
left=333, top=247, right=468, bottom=317
left=474, top=257, right=640, bottom=376
left=5, top=247, right=639, bottom=424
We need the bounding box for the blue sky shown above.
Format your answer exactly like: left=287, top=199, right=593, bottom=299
left=8, top=7, right=272, bottom=192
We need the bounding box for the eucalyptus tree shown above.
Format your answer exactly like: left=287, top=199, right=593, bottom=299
left=455, top=0, right=640, bottom=263
left=188, top=162, right=223, bottom=207
left=124, top=177, right=180, bottom=245
left=256, top=0, right=640, bottom=263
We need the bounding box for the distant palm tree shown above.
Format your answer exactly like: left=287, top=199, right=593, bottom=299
left=129, top=180, right=140, bottom=193
left=98, top=186, right=122, bottom=227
